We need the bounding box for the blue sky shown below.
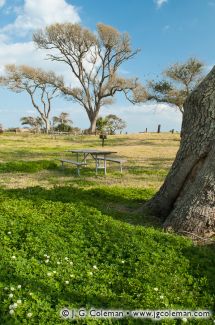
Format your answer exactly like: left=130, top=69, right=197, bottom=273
left=0, top=0, right=214, bottom=132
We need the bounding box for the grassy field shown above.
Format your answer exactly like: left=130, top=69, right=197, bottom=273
left=0, top=132, right=214, bottom=324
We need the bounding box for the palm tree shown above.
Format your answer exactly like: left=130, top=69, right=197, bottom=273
left=52, top=112, right=73, bottom=132
left=20, top=116, right=44, bottom=133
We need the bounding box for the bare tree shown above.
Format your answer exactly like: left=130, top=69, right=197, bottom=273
left=33, top=23, right=147, bottom=133
left=147, top=58, right=204, bottom=114
left=1, top=65, right=63, bottom=133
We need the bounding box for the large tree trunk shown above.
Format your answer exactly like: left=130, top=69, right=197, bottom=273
left=146, top=66, right=215, bottom=238
left=43, top=118, right=50, bottom=134
left=88, top=111, right=99, bottom=134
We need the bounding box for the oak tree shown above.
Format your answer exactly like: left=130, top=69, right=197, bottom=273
left=96, top=114, right=126, bottom=134
left=146, top=66, right=215, bottom=239
left=33, top=23, right=147, bottom=133
left=1, top=65, right=63, bottom=133
left=147, top=58, right=204, bottom=114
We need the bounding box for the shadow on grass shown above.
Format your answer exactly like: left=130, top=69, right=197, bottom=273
left=0, top=160, right=58, bottom=173
left=182, top=242, right=215, bottom=297
left=0, top=184, right=160, bottom=228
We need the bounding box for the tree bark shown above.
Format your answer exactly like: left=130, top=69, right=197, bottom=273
left=43, top=118, right=50, bottom=134
left=88, top=111, right=99, bottom=134
left=146, top=66, right=215, bottom=238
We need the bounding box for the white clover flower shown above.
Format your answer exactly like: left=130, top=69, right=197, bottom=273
left=93, top=265, right=98, bottom=270
left=17, top=300, right=22, bottom=304
left=8, top=231, right=11, bottom=235
left=27, top=313, right=33, bottom=318
left=13, top=303, right=18, bottom=309
left=10, top=287, right=15, bottom=291
left=9, top=309, right=14, bottom=315
left=45, top=259, right=49, bottom=263
left=65, top=281, right=69, bottom=284
left=29, top=292, right=33, bottom=296
left=9, top=293, right=13, bottom=298
left=53, top=271, right=56, bottom=274
left=159, top=295, right=164, bottom=299
left=64, top=257, right=69, bottom=261
left=47, top=256, right=50, bottom=259
left=9, top=305, right=14, bottom=309
left=57, top=261, right=61, bottom=265
left=154, top=287, right=158, bottom=291
left=44, top=254, right=47, bottom=257
left=70, top=274, right=74, bottom=278
left=70, top=261, right=73, bottom=265
left=17, top=285, right=21, bottom=289
left=47, top=272, right=52, bottom=276
left=11, top=256, right=16, bottom=260
left=121, top=260, right=125, bottom=264
left=182, top=318, right=188, bottom=323
left=4, top=287, right=8, bottom=290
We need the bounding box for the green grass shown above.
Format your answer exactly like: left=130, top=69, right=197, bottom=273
left=0, top=160, right=58, bottom=173
left=0, top=186, right=214, bottom=324
left=0, top=133, right=214, bottom=324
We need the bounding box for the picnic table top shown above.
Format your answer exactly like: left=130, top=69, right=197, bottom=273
left=67, top=149, right=117, bottom=154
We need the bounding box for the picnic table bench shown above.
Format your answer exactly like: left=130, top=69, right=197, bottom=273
left=96, top=156, right=127, bottom=173
left=58, top=159, right=87, bottom=176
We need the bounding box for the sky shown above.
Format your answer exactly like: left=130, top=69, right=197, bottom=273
left=0, top=0, right=214, bottom=133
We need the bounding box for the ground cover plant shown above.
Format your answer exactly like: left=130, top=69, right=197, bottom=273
left=0, top=132, right=214, bottom=324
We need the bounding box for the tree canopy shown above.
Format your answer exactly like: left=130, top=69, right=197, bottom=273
left=96, top=114, right=126, bottom=134
left=52, top=112, right=73, bottom=132
left=1, top=64, right=63, bottom=133
left=20, top=116, right=44, bottom=133
left=33, top=23, right=147, bottom=133
left=147, top=58, right=204, bottom=114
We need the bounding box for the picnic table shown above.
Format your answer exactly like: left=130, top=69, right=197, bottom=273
left=58, top=149, right=126, bottom=176
left=68, top=149, right=117, bottom=175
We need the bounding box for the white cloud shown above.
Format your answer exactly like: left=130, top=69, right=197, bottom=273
left=0, top=0, right=81, bottom=83
left=0, top=0, right=5, bottom=8
left=1, top=0, right=80, bottom=38
left=0, top=41, right=80, bottom=86
left=154, top=0, right=168, bottom=8
left=100, top=102, right=182, bottom=132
